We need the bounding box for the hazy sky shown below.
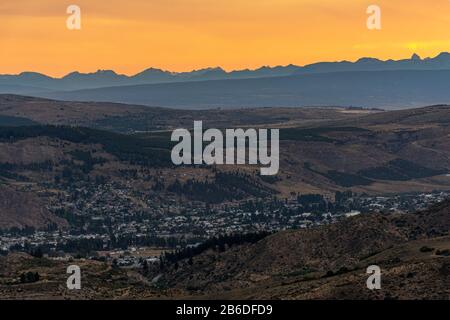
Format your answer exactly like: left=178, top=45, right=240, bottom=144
left=1, top=0, right=450, bottom=76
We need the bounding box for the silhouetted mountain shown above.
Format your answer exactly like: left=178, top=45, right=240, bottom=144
left=3, top=52, right=450, bottom=93
left=61, top=70, right=129, bottom=89
left=131, top=68, right=177, bottom=83
left=0, top=72, right=56, bottom=93
left=296, top=53, right=450, bottom=74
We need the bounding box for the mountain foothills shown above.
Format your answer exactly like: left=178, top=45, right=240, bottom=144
left=2, top=53, right=450, bottom=109
left=0, top=95, right=354, bottom=132
left=0, top=95, right=449, bottom=228
left=0, top=95, right=449, bottom=299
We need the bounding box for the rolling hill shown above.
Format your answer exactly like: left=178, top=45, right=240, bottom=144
left=0, top=95, right=448, bottom=299
left=155, top=200, right=450, bottom=299
left=1, top=200, right=448, bottom=299
left=0, top=94, right=363, bottom=133
left=0, top=96, right=449, bottom=200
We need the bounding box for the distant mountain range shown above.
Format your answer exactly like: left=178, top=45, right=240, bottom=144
left=2, top=52, right=450, bottom=91
left=2, top=52, right=450, bottom=109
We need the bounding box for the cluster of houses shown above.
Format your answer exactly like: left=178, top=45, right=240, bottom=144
left=1, top=179, right=448, bottom=264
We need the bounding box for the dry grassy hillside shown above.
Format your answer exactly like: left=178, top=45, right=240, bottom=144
left=0, top=253, right=162, bottom=299
left=0, top=201, right=448, bottom=299
left=154, top=201, right=450, bottom=299
left=0, top=99, right=449, bottom=228
left=0, top=94, right=365, bottom=132
left=0, top=185, right=67, bottom=229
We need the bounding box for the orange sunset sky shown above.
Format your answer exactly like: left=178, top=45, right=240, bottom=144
left=1, top=0, right=450, bottom=77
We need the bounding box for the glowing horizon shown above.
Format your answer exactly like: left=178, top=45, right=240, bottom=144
left=2, top=51, right=449, bottom=78
left=1, top=0, right=450, bottom=77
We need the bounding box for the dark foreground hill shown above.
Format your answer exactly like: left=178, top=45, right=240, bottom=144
left=154, top=200, right=450, bottom=299
left=0, top=200, right=449, bottom=299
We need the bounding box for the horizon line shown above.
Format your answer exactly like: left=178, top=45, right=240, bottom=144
left=1, top=51, right=449, bottom=79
